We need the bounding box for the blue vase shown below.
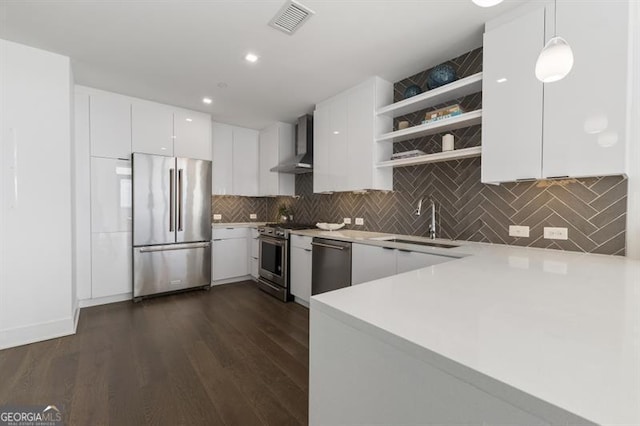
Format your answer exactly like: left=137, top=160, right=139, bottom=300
left=427, top=64, right=457, bottom=89
left=403, top=84, right=422, bottom=99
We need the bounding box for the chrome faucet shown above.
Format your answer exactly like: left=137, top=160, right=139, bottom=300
left=428, top=199, right=436, bottom=240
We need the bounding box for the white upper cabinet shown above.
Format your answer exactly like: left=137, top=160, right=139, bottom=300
left=314, top=77, right=392, bottom=193
left=258, top=122, right=295, bottom=196
left=89, top=90, right=132, bottom=159
left=212, top=122, right=234, bottom=195
left=482, top=1, right=631, bottom=183
left=212, top=121, right=259, bottom=196
left=90, top=157, right=132, bottom=233
left=232, top=127, right=259, bottom=196
left=542, top=0, right=629, bottom=179
left=132, top=99, right=174, bottom=156
left=174, top=109, right=212, bottom=161
left=481, top=7, right=545, bottom=183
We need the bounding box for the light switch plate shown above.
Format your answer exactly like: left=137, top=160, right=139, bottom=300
left=544, top=227, right=568, bottom=240
left=213, top=214, right=222, bottom=220
left=355, top=218, right=364, bottom=226
left=509, top=225, right=530, bottom=238
left=249, top=213, right=257, bottom=220
left=343, top=218, right=352, bottom=224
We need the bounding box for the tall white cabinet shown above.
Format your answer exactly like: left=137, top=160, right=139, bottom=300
left=0, top=40, right=74, bottom=349
left=211, top=122, right=259, bottom=196
left=314, top=77, right=392, bottom=193
left=482, top=1, right=631, bottom=183
left=258, top=122, right=296, bottom=196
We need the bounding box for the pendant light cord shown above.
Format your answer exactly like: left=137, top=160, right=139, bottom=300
left=554, top=0, right=558, bottom=37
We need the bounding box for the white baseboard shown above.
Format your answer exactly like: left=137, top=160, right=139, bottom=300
left=78, top=292, right=132, bottom=308
left=0, top=317, right=76, bottom=350
left=212, top=275, right=254, bottom=286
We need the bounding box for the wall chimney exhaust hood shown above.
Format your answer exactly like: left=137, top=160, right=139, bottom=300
left=270, top=114, right=313, bottom=174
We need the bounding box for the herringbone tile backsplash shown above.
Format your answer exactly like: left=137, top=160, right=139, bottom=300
left=214, top=48, right=627, bottom=256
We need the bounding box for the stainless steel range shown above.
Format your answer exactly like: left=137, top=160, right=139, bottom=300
left=257, top=223, right=313, bottom=301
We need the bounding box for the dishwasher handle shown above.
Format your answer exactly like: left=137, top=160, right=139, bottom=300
left=311, top=242, right=348, bottom=251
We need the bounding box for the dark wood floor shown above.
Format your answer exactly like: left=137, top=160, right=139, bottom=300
left=0, top=281, right=310, bottom=425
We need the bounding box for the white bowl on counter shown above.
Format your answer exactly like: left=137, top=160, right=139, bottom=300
left=316, top=222, right=346, bottom=231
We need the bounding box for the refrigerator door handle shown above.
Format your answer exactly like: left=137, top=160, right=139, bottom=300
left=169, top=168, right=175, bottom=232
left=138, top=242, right=211, bottom=253
left=178, top=168, right=184, bottom=231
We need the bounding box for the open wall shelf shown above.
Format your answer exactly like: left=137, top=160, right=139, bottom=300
left=376, top=110, right=482, bottom=144
left=377, top=146, right=482, bottom=168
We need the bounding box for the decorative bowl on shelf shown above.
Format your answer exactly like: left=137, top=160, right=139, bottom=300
left=403, top=84, right=422, bottom=99
left=427, top=63, right=458, bottom=89
left=316, top=222, right=346, bottom=231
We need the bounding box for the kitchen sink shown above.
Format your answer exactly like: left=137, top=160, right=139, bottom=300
left=376, top=238, right=459, bottom=249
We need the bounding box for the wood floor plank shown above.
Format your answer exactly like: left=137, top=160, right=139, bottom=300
left=0, top=281, right=309, bottom=425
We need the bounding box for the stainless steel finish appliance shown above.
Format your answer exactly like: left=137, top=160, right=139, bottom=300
left=270, top=114, right=314, bottom=174
left=311, top=238, right=352, bottom=295
left=132, top=153, right=212, bottom=300
left=257, top=223, right=314, bottom=301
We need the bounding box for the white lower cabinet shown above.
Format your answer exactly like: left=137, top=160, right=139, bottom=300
left=290, top=235, right=313, bottom=304
left=396, top=250, right=451, bottom=274
left=91, top=232, right=132, bottom=298
left=212, top=227, right=250, bottom=282
left=352, top=244, right=397, bottom=285
left=250, top=228, right=259, bottom=279
left=352, top=243, right=454, bottom=285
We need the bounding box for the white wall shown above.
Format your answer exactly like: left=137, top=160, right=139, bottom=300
left=0, top=39, right=75, bottom=349
left=626, top=3, right=640, bottom=259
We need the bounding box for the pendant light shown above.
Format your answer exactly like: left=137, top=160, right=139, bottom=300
left=535, top=0, right=574, bottom=82
left=471, top=0, right=504, bottom=7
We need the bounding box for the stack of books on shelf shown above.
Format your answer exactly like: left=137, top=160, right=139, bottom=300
left=422, top=104, right=464, bottom=124
left=390, top=150, right=426, bottom=161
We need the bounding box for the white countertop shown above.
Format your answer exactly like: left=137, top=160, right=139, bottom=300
left=212, top=222, right=266, bottom=228
left=309, top=231, right=640, bottom=425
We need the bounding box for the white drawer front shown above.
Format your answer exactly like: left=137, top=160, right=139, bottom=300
left=291, top=234, right=313, bottom=250
left=212, top=227, right=250, bottom=239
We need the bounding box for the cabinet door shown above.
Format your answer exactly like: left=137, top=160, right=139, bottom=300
left=212, top=238, right=249, bottom=281
left=211, top=122, right=233, bottom=195
left=91, top=157, right=132, bottom=233
left=542, top=1, right=628, bottom=178
left=232, top=127, right=259, bottom=196
left=131, top=99, right=174, bottom=156
left=89, top=92, right=132, bottom=159
left=347, top=81, right=375, bottom=191
left=481, top=7, right=545, bottom=183
left=313, top=105, right=331, bottom=193
left=259, top=124, right=279, bottom=196
left=92, top=232, right=132, bottom=298
left=174, top=109, right=211, bottom=160
left=329, top=96, right=349, bottom=191
left=396, top=250, right=452, bottom=274
left=352, top=244, right=397, bottom=285
left=290, top=246, right=312, bottom=303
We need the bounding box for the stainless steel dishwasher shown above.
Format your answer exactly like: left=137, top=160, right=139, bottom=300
left=311, top=237, right=352, bottom=295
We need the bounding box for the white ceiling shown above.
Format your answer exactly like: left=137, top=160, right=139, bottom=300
left=0, top=0, right=526, bottom=129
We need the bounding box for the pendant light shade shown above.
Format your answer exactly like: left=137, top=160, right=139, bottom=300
left=471, top=0, right=504, bottom=7
left=535, top=36, right=574, bottom=83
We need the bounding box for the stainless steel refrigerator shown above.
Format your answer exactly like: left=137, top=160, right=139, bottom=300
left=132, top=153, right=212, bottom=300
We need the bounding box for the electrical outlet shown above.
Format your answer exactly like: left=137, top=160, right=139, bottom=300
left=544, top=227, right=568, bottom=240
left=249, top=213, right=257, bottom=220
left=355, top=218, right=364, bottom=226
left=343, top=218, right=352, bottom=224
left=509, top=225, right=530, bottom=238
left=213, top=214, right=222, bottom=220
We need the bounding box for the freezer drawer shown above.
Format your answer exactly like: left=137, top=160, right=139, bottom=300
left=133, top=242, right=211, bottom=298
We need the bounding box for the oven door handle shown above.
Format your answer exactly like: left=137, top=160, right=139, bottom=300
left=259, top=236, right=286, bottom=246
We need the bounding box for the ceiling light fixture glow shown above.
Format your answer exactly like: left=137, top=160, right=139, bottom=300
left=202, top=97, right=213, bottom=104
left=333, top=131, right=340, bottom=135
left=245, top=53, right=259, bottom=63
left=186, top=118, right=193, bottom=122
left=496, top=77, right=508, bottom=83
left=535, top=0, right=574, bottom=83
left=471, top=0, right=504, bottom=7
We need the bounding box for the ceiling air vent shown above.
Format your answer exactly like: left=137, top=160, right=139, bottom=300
left=268, top=0, right=315, bottom=35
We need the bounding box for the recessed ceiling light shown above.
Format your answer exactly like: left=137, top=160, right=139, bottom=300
left=496, top=77, right=508, bottom=83
left=186, top=118, right=193, bottom=122
left=202, top=97, right=213, bottom=104
left=245, top=53, right=259, bottom=63
left=333, top=131, right=340, bottom=135
left=471, top=0, right=504, bottom=6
